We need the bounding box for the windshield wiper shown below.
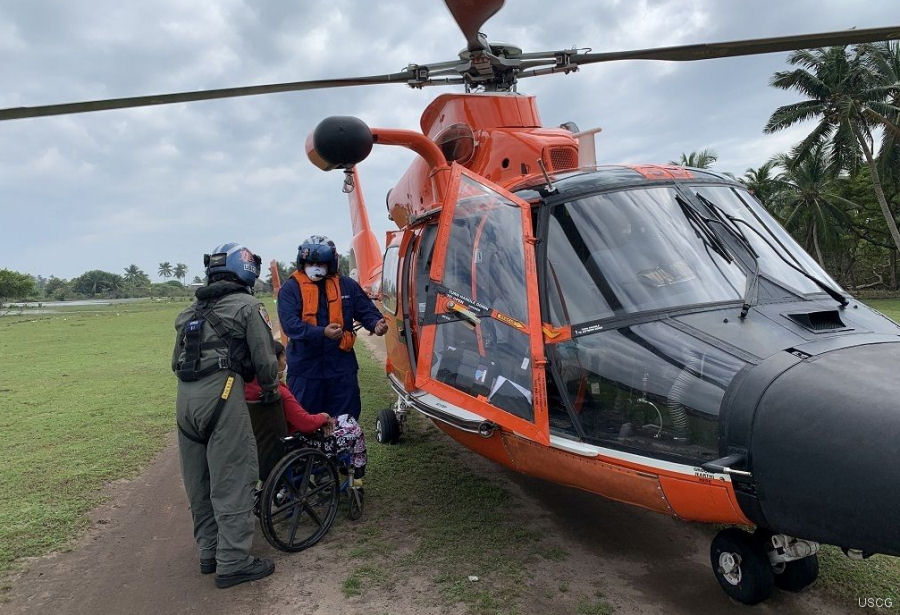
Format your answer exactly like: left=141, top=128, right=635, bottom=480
left=696, top=193, right=849, bottom=311
left=675, top=195, right=733, bottom=264
left=676, top=195, right=759, bottom=318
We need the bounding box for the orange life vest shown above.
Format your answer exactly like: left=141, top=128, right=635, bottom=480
left=291, top=270, right=355, bottom=352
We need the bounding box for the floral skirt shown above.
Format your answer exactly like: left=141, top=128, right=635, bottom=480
left=303, top=414, right=367, bottom=470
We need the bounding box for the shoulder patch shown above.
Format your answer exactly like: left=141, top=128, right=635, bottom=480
left=258, top=305, right=273, bottom=330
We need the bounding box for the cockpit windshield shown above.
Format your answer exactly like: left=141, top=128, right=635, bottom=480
left=692, top=185, right=843, bottom=296
left=545, top=187, right=746, bottom=325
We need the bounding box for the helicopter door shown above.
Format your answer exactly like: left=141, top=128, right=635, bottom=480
left=416, top=167, right=548, bottom=444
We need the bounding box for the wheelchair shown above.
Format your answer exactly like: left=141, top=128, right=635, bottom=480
left=247, top=400, right=364, bottom=553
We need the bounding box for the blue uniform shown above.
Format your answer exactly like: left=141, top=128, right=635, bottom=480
left=277, top=275, right=382, bottom=419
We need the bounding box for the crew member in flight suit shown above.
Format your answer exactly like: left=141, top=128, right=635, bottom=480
left=172, top=242, right=279, bottom=589
left=277, top=235, right=387, bottom=421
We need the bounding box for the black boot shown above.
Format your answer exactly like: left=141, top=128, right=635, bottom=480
left=214, top=557, right=275, bottom=588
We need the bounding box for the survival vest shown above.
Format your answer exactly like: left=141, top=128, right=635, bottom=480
left=175, top=298, right=255, bottom=382
left=291, top=270, right=355, bottom=352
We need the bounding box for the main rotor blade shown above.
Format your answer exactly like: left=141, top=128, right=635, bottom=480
left=0, top=71, right=415, bottom=121
left=574, top=25, right=900, bottom=65
left=444, top=0, right=504, bottom=51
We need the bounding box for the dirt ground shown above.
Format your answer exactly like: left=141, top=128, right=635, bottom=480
left=2, top=337, right=859, bottom=614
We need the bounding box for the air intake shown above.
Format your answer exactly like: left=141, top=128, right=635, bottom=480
left=786, top=310, right=847, bottom=332
left=544, top=146, right=578, bottom=171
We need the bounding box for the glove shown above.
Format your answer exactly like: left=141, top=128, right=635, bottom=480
left=258, top=388, right=282, bottom=405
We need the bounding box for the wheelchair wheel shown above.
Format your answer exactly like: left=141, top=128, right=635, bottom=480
left=259, top=447, right=339, bottom=552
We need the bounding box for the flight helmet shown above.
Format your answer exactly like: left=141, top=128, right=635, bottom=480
left=204, top=242, right=262, bottom=286
left=297, top=235, right=339, bottom=276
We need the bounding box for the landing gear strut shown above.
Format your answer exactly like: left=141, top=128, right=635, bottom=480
left=710, top=528, right=820, bottom=604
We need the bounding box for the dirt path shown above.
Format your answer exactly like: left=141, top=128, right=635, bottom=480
left=2, top=337, right=856, bottom=614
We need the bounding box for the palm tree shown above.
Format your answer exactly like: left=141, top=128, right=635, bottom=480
left=863, top=42, right=900, bottom=187
left=123, top=264, right=142, bottom=283
left=158, top=262, right=173, bottom=279
left=173, top=263, right=188, bottom=284
left=670, top=149, right=718, bottom=169
left=767, top=147, right=858, bottom=267
left=741, top=160, right=779, bottom=207
left=764, top=45, right=900, bottom=254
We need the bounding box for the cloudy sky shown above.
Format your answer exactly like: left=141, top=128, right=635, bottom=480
left=1, top=0, right=896, bottom=282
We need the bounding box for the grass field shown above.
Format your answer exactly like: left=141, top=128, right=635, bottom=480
left=1, top=297, right=900, bottom=610
left=0, top=299, right=187, bottom=576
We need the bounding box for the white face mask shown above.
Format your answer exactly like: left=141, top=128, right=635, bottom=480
left=305, top=264, right=327, bottom=281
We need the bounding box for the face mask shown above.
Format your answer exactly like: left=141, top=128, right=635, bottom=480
left=305, top=264, right=327, bottom=281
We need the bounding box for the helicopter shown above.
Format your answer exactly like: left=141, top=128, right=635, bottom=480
left=3, top=0, right=900, bottom=607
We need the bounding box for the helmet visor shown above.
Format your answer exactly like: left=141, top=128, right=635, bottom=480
left=302, top=243, right=334, bottom=264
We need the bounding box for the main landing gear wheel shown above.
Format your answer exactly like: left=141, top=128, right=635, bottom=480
left=375, top=407, right=400, bottom=444
left=710, top=528, right=774, bottom=605
left=259, top=448, right=339, bottom=552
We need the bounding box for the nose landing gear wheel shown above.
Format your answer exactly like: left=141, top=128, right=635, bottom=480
left=375, top=407, right=400, bottom=444
left=710, top=528, right=774, bottom=605
left=773, top=554, right=820, bottom=592
left=752, top=527, right=820, bottom=592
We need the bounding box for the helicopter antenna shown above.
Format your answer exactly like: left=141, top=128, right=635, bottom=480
left=537, top=158, right=557, bottom=195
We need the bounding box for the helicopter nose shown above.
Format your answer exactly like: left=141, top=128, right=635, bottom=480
left=747, top=341, right=900, bottom=556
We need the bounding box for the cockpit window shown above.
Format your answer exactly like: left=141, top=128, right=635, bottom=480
left=693, top=185, right=842, bottom=296
left=545, top=187, right=746, bottom=325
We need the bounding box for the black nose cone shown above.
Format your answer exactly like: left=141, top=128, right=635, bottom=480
left=750, top=341, right=900, bottom=555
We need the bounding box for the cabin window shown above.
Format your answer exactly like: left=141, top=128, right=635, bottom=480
left=381, top=246, right=400, bottom=314
left=431, top=176, right=534, bottom=420
left=544, top=187, right=746, bottom=326
left=549, top=321, right=746, bottom=462
left=414, top=225, right=438, bottom=323
left=442, top=177, right=528, bottom=322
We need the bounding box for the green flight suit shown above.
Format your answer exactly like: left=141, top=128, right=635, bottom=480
left=172, top=280, right=278, bottom=574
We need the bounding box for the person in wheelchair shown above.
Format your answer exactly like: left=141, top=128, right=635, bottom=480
left=244, top=341, right=368, bottom=483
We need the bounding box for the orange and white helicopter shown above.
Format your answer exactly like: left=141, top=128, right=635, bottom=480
left=4, top=0, right=900, bottom=605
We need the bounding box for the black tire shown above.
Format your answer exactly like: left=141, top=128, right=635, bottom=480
left=375, top=408, right=400, bottom=444
left=752, top=527, right=820, bottom=592
left=259, top=448, right=339, bottom=552
left=710, top=528, right=775, bottom=605
left=774, top=554, right=819, bottom=592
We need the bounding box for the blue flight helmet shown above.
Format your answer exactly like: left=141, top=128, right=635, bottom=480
left=204, top=242, right=262, bottom=286
left=297, top=235, right=339, bottom=276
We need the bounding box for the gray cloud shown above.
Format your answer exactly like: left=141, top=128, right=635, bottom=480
left=0, top=0, right=896, bottom=280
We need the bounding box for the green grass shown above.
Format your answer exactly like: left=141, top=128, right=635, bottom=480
left=4, top=296, right=900, bottom=611
left=864, top=298, right=900, bottom=322
left=347, top=350, right=564, bottom=614
left=0, top=299, right=190, bottom=574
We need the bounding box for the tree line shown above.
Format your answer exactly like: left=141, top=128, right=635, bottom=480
left=675, top=42, right=900, bottom=290
left=0, top=265, right=198, bottom=303
left=0, top=255, right=353, bottom=304
left=2, top=42, right=899, bottom=301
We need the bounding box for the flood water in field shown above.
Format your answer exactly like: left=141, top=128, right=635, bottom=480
left=0, top=298, right=146, bottom=316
